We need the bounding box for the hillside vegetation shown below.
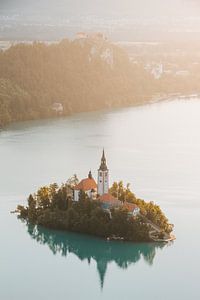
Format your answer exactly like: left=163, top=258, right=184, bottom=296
left=0, top=39, right=153, bottom=127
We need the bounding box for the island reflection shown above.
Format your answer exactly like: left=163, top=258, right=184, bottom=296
left=27, top=224, right=167, bottom=288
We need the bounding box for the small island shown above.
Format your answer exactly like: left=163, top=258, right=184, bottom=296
left=17, top=150, right=175, bottom=243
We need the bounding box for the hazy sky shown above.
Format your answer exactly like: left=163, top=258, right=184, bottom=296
left=1, top=0, right=200, bottom=17
left=1, top=0, right=200, bottom=41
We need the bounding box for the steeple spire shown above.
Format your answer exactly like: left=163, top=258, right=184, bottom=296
left=102, top=148, right=105, bottom=160
left=99, top=149, right=108, bottom=171
left=97, top=259, right=107, bottom=290
left=98, top=149, right=109, bottom=195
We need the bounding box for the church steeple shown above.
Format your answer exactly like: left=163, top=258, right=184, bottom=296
left=98, top=149, right=109, bottom=195
left=99, top=149, right=108, bottom=171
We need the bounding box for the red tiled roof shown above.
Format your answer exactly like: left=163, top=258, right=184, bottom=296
left=99, top=194, right=122, bottom=206
left=123, top=202, right=139, bottom=212
left=99, top=193, right=118, bottom=203
left=74, top=178, right=97, bottom=191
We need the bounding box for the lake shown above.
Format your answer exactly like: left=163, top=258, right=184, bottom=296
left=0, top=99, right=200, bottom=299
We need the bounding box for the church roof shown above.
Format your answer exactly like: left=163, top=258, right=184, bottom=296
left=74, top=175, right=97, bottom=191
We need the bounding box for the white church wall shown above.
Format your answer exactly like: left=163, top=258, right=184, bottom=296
left=98, top=170, right=109, bottom=195
left=74, top=190, right=79, bottom=202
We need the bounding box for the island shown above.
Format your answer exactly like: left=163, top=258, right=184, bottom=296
left=17, top=150, right=175, bottom=243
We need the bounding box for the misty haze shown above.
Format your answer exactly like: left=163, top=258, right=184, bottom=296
left=1, top=0, right=200, bottom=41
left=0, top=1, right=199, bottom=300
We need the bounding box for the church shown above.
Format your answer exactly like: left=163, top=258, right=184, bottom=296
left=73, top=150, right=140, bottom=217
left=74, top=149, right=110, bottom=201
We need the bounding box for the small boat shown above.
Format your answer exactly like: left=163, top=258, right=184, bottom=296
left=107, top=235, right=124, bottom=241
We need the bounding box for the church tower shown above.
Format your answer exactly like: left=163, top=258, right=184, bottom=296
left=98, top=149, right=109, bottom=196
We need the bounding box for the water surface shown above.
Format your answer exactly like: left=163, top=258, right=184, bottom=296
left=0, top=99, right=200, bottom=299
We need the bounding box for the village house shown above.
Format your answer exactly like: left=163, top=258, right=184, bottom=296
left=52, top=102, right=64, bottom=114
left=123, top=202, right=140, bottom=217
left=99, top=193, right=121, bottom=210
left=76, top=32, right=88, bottom=39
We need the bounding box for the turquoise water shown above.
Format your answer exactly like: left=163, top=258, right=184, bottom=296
left=0, top=99, right=200, bottom=299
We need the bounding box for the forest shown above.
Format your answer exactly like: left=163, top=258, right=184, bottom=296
left=1, top=38, right=198, bottom=128
left=110, top=181, right=173, bottom=234
left=0, top=38, right=153, bottom=127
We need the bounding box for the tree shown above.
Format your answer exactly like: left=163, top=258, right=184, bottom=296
left=67, top=174, right=79, bottom=187
left=110, top=181, right=136, bottom=202
left=79, top=190, right=89, bottom=202
left=17, top=180, right=172, bottom=241
left=0, top=39, right=154, bottom=127
left=17, top=205, right=28, bottom=218
left=37, top=186, right=51, bottom=209
left=27, top=194, right=37, bottom=222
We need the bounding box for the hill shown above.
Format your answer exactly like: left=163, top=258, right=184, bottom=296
left=0, top=38, right=152, bottom=127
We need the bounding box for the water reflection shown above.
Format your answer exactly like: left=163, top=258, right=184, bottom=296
left=27, top=224, right=167, bottom=288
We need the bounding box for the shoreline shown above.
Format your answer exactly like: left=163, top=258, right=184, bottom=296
left=1, top=93, right=200, bottom=131
left=18, top=216, right=174, bottom=244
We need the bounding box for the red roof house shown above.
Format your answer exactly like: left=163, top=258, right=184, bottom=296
left=99, top=193, right=122, bottom=209
left=123, top=202, right=140, bottom=216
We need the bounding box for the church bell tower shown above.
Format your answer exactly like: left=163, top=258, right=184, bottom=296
left=98, top=149, right=109, bottom=196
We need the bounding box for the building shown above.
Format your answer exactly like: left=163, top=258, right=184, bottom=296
left=74, top=171, right=97, bottom=202
left=98, top=149, right=109, bottom=196
left=123, top=202, right=140, bottom=217
left=76, top=32, right=88, bottom=39
left=90, top=32, right=107, bottom=40
left=175, top=70, right=190, bottom=77
left=145, top=63, right=163, bottom=79
left=99, top=193, right=121, bottom=210
left=75, top=32, right=107, bottom=41
left=73, top=149, right=140, bottom=217
left=73, top=150, right=109, bottom=201
left=52, top=102, right=64, bottom=114
left=151, top=63, right=163, bottom=79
